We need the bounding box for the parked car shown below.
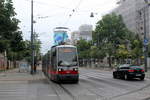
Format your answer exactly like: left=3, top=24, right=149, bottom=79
left=113, top=64, right=145, bottom=80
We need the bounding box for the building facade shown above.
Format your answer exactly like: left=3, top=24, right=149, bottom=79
left=113, top=0, right=150, bottom=39
left=71, top=24, right=93, bottom=45
left=71, top=31, right=80, bottom=45
left=79, top=24, right=93, bottom=41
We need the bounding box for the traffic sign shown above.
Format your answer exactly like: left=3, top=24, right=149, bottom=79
left=144, top=39, right=148, bottom=45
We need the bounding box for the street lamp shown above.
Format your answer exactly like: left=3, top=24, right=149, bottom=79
left=90, top=12, right=94, bottom=17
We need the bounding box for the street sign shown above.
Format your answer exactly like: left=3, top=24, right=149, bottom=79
left=144, top=39, right=148, bottom=45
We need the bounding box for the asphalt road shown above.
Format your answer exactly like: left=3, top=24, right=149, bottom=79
left=0, top=68, right=150, bottom=100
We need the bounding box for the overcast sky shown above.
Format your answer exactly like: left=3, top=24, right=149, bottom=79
left=13, top=0, right=118, bottom=54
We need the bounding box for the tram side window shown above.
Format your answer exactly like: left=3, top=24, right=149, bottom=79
left=48, top=54, right=51, bottom=68
left=51, top=49, right=57, bottom=70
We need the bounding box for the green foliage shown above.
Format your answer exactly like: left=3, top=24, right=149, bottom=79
left=75, top=13, right=144, bottom=67
left=93, top=13, right=142, bottom=66
left=20, top=40, right=41, bottom=63
left=0, top=0, right=20, bottom=53
left=90, top=46, right=99, bottom=58
left=0, top=39, right=10, bottom=52
left=94, top=13, right=129, bottom=66
left=95, top=13, right=129, bottom=46
left=76, top=39, right=91, bottom=59
left=0, top=0, right=42, bottom=62
left=116, top=44, right=130, bottom=59
left=90, top=46, right=106, bottom=59
left=76, top=39, right=91, bottom=51
left=130, top=39, right=143, bottom=59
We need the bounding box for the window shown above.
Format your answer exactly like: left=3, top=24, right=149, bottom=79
left=58, top=47, right=78, bottom=66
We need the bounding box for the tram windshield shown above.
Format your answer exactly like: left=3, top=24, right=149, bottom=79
left=58, top=47, right=78, bottom=67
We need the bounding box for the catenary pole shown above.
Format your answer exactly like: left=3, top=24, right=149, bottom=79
left=31, top=0, right=34, bottom=74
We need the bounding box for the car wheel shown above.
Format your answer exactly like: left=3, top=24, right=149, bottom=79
left=113, top=74, right=117, bottom=79
left=140, top=77, right=144, bottom=81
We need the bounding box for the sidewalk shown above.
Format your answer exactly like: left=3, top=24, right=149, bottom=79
left=0, top=68, right=57, bottom=100
left=0, top=68, right=44, bottom=82
left=146, top=72, right=150, bottom=79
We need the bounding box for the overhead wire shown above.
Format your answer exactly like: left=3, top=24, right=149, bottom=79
left=20, top=0, right=98, bottom=28
left=63, top=0, right=83, bottom=26
left=24, top=0, right=72, bottom=10
left=22, top=0, right=72, bottom=25
left=22, top=0, right=85, bottom=25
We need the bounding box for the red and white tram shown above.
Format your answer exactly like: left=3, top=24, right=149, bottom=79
left=42, top=45, right=79, bottom=83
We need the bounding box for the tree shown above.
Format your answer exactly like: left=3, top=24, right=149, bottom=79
left=0, top=0, right=29, bottom=62
left=94, top=13, right=134, bottom=67
left=116, top=44, right=130, bottom=63
left=34, top=39, right=42, bottom=66
left=90, top=46, right=106, bottom=59
left=95, top=13, right=128, bottom=45
left=130, top=36, right=143, bottom=65
left=0, top=39, right=10, bottom=52
left=76, top=39, right=91, bottom=59
left=20, top=40, right=41, bottom=64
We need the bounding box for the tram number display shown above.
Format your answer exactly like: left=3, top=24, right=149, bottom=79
left=59, top=48, right=76, bottom=53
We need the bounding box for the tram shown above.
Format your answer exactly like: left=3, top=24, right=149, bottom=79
left=42, top=27, right=79, bottom=83
left=42, top=45, right=79, bottom=83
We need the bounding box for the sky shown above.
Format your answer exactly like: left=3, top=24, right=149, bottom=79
left=13, top=0, right=118, bottom=54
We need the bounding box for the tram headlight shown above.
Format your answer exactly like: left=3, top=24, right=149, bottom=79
left=58, top=68, right=62, bottom=72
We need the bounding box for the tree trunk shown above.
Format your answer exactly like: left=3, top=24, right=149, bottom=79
left=108, top=56, right=112, bottom=68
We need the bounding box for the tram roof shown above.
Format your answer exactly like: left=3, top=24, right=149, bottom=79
left=52, top=45, right=76, bottom=48
left=55, top=27, right=69, bottom=29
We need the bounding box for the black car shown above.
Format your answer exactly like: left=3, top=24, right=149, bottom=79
left=113, top=64, right=145, bottom=80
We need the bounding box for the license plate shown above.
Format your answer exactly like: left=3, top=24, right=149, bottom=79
left=136, top=74, right=141, bottom=76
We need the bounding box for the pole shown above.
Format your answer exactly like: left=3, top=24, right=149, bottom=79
left=31, top=0, right=34, bottom=74
left=143, top=6, right=148, bottom=72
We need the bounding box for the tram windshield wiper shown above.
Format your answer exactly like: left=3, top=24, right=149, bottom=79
left=58, top=61, right=77, bottom=67
left=58, top=61, right=70, bottom=66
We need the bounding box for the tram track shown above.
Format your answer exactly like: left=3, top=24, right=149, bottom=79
left=60, top=82, right=102, bottom=100
left=79, top=78, right=110, bottom=100
left=44, top=69, right=150, bottom=100
left=59, top=84, right=77, bottom=100
left=80, top=72, right=150, bottom=100
left=46, top=77, right=62, bottom=100
left=83, top=74, right=150, bottom=99
left=110, top=82, right=150, bottom=100
left=48, top=74, right=150, bottom=100
left=46, top=76, right=75, bottom=100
